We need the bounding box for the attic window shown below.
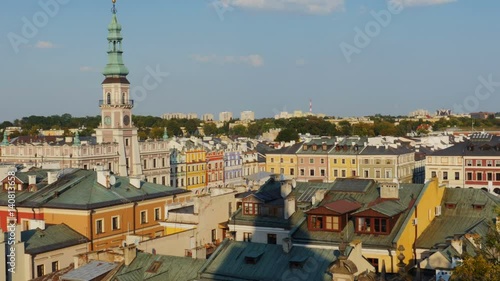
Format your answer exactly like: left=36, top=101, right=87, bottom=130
left=312, top=145, right=317, bottom=151
left=303, top=145, right=308, bottom=150
left=472, top=203, right=485, bottom=210
left=289, top=257, right=307, bottom=269
left=245, top=251, right=264, bottom=264
left=445, top=203, right=456, bottom=209
left=146, top=261, right=162, bottom=273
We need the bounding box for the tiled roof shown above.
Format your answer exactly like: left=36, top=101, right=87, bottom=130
left=199, top=240, right=335, bottom=281
left=112, top=252, right=205, bottom=281
left=416, top=188, right=500, bottom=249
left=20, top=223, right=88, bottom=255
left=359, top=145, right=413, bottom=156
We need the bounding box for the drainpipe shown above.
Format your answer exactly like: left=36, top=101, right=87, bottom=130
left=89, top=210, right=94, bottom=251
left=133, top=202, right=137, bottom=234
left=31, top=208, right=36, bottom=220
left=31, top=254, right=36, bottom=279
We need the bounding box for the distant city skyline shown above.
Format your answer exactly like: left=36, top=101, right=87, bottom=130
left=1, top=0, right=500, bottom=122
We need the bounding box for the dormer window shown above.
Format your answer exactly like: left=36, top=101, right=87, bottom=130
left=445, top=203, right=456, bottom=209
left=472, top=203, right=485, bottom=210
left=356, top=217, right=389, bottom=234
left=312, top=145, right=317, bottom=151
left=303, top=144, right=308, bottom=150
left=308, top=215, right=340, bottom=231
left=243, top=202, right=260, bottom=215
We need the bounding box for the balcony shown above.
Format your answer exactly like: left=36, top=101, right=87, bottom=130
left=99, top=99, right=134, bottom=108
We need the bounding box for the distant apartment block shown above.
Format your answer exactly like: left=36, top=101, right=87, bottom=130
left=240, top=111, right=255, bottom=122
left=202, top=113, right=214, bottom=122
left=219, top=111, right=233, bottom=122
left=470, top=111, right=495, bottom=119
left=409, top=109, right=431, bottom=118
left=162, top=113, right=198, bottom=120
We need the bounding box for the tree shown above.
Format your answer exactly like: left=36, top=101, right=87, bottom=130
left=275, top=128, right=299, bottom=142
left=230, top=125, right=247, bottom=137
left=203, top=123, right=218, bottom=136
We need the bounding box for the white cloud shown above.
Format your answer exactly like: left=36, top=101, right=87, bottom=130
left=295, top=58, right=307, bottom=66
left=390, top=0, right=456, bottom=7
left=79, top=66, right=95, bottom=72
left=191, top=54, right=264, bottom=67
left=34, top=41, right=56, bottom=49
left=225, top=0, right=344, bottom=14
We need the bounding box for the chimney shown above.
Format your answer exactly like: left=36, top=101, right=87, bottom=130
left=130, top=178, right=141, bottom=189
left=281, top=182, right=292, bottom=198
left=47, top=172, right=58, bottom=185
left=379, top=183, right=399, bottom=199
left=123, top=244, right=137, bottom=266
left=450, top=236, right=463, bottom=256
left=282, top=237, right=292, bottom=254
left=28, top=175, right=36, bottom=185
left=96, top=170, right=111, bottom=188
left=312, top=190, right=326, bottom=205
left=284, top=197, right=296, bottom=219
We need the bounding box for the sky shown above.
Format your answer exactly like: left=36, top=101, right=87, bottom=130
left=1, top=0, right=500, bottom=122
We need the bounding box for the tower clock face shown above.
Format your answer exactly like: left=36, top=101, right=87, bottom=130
left=104, top=116, right=111, bottom=126
left=123, top=115, right=130, bottom=126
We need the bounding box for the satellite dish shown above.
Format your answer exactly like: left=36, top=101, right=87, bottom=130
left=110, top=175, right=116, bottom=186
left=291, top=179, right=297, bottom=188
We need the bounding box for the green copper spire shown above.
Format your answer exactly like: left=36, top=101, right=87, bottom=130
left=73, top=131, right=81, bottom=146
left=163, top=127, right=169, bottom=141
left=103, top=0, right=129, bottom=77
left=1, top=131, right=9, bottom=146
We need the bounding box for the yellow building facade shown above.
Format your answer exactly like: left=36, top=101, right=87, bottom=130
left=186, top=148, right=207, bottom=192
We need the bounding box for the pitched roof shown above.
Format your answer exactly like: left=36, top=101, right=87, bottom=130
left=416, top=188, right=500, bottom=249
left=61, top=260, right=118, bottom=281
left=112, top=252, right=205, bottom=281
left=20, top=223, right=88, bottom=255
left=199, top=240, right=335, bottom=281
left=0, top=169, right=189, bottom=210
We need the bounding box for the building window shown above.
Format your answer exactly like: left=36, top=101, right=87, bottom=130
left=352, top=159, right=356, bottom=165
left=367, top=258, right=379, bottom=273
left=106, top=93, right=111, bottom=104
left=96, top=219, right=104, bottom=234
left=243, top=203, right=260, bottom=215
left=153, top=159, right=157, bottom=168
left=487, top=173, right=493, bottom=181
left=143, top=160, right=147, bottom=169
left=496, top=173, right=500, bottom=181
left=309, top=158, right=314, bottom=164
left=455, top=172, right=460, bottom=180
left=125, top=138, right=129, bottom=147
left=291, top=158, right=294, bottom=163
left=477, top=173, right=483, bottom=181
left=280, top=158, right=284, bottom=163
left=431, top=171, right=437, bottom=178
left=155, top=208, right=161, bottom=221
left=267, top=234, right=277, bottom=244
left=37, top=264, right=44, bottom=277
left=300, top=169, right=305, bottom=176
left=341, top=170, right=346, bottom=178
left=280, top=168, right=284, bottom=174
left=243, top=232, right=252, bottom=242
left=496, top=160, right=500, bottom=167
left=310, top=169, right=315, bottom=176
left=112, top=216, right=120, bottom=230
left=320, top=169, right=326, bottom=177
left=310, top=215, right=339, bottom=231
left=211, top=229, right=216, bottom=242
left=52, top=261, right=59, bottom=272
left=364, top=159, right=369, bottom=165
left=140, top=210, right=148, bottom=224
left=364, top=170, right=369, bottom=178
left=290, top=168, right=295, bottom=176
left=270, top=158, right=274, bottom=163
left=443, top=172, right=448, bottom=180
left=356, top=217, right=389, bottom=234
left=342, top=159, right=346, bottom=164
left=467, top=172, right=473, bottom=181
left=487, top=160, right=493, bottom=167
left=466, top=160, right=472, bottom=166
left=334, top=159, right=337, bottom=164
left=320, top=159, right=325, bottom=164
left=334, top=170, right=338, bottom=177
left=270, top=168, right=275, bottom=173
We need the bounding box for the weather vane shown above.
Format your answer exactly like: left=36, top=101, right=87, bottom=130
left=111, top=0, right=117, bottom=14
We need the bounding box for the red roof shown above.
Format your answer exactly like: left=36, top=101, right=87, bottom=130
left=323, top=200, right=362, bottom=214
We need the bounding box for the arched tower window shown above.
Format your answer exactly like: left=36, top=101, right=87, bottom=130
left=106, top=93, right=111, bottom=105
left=122, top=93, right=126, bottom=104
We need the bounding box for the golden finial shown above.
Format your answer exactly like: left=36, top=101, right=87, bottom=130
left=112, top=0, right=116, bottom=3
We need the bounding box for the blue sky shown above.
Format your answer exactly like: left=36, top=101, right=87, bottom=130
left=1, top=0, right=500, bottom=122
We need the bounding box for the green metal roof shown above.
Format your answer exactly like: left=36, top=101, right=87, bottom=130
left=416, top=188, right=500, bottom=249
left=200, top=240, right=335, bottom=281
left=21, top=223, right=88, bottom=255
left=2, top=169, right=189, bottom=210
left=113, top=252, right=205, bottom=281
left=103, top=8, right=129, bottom=77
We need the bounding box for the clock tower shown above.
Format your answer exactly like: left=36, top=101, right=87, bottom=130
left=95, top=0, right=142, bottom=177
